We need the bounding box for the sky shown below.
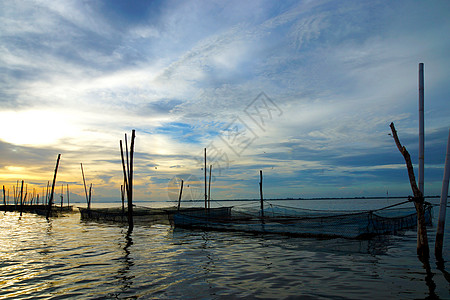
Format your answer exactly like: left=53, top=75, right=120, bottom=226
left=0, top=0, right=449, bottom=204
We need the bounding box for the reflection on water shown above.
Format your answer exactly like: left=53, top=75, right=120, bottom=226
left=1, top=201, right=449, bottom=299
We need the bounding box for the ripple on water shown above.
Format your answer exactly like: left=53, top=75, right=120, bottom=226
left=1, top=209, right=449, bottom=299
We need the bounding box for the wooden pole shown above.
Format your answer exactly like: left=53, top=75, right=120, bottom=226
left=67, top=184, right=70, bottom=207
left=81, top=163, right=89, bottom=208
left=125, top=133, right=130, bottom=186
left=25, top=184, right=28, bottom=205
left=419, top=63, right=425, bottom=195
left=204, top=148, right=207, bottom=210
left=47, top=154, right=61, bottom=219
left=390, top=123, right=429, bottom=258
left=15, top=180, right=19, bottom=205
left=19, top=180, right=24, bottom=216
left=435, top=129, right=450, bottom=260
left=2, top=185, right=5, bottom=205
left=127, top=130, right=135, bottom=230
left=121, top=184, right=125, bottom=217
left=208, top=165, right=212, bottom=209
left=120, top=140, right=129, bottom=196
left=260, top=170, right=264, bottom=219
left=88, top=183, right=92, bottom=210
left=177, top=180, right=184, bottom=211
left=46, top=181, right=50, bottom=206
left=60, top=184, right=64, bottom=209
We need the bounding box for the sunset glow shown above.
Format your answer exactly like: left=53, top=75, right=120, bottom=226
left=1, top=1, right=449, bottom=202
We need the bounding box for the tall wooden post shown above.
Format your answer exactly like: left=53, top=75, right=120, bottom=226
left=177, top=180, right=184, bottom=211
left=127, top=130, right=135, bottom=230
left=120, top=141, right=129, bottom=198
left=19, top=180, right=24, bottom=216
left=47, top=154, right=61, bottom=219
left=2, top=185, right=5, bottom=205
left=125, top=133, right=130, bottom=188
left=60, top=184, right=64, bottom=209
left=45, top=181, right=49, bottom=206
left=208, top=165, right=212, bottom=209
left=419, top=63, right=425, bottom=195
left=260, top=170, right=264, bottom=219
left=204, top=148, right=207, bottom=210
left=88, top=183, right=92, bottom=209
left=81, top=163, right=89, bottom=208
left=435, top=129, right=450, bottom=260
left=15, top=180, right=18, bottom=205
left=121, top=184, right=125, bottom=217
left=66, top=184, right=70, bottom=207
left=390, top=123, right=429, bottom=258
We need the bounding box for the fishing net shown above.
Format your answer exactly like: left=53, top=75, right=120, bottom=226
left=174, top=201, right=433, bottom=239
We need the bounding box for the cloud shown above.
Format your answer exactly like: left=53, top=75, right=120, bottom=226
left=0, top=0, right=449, bottom=201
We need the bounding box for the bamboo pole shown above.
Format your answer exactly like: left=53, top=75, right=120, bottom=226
left=125, top=133, right=130, bottom=187
left=80, top=163, right=89, bottom=208
left=119, top=140, right=129, bottom=196
left=177, top=180, right=184, bottom=211
left=390, top=123, right=429, bottom=258
left=88, top=183, right=92, bottom=209
left=260, top=170, right=264, bottom=219
left=435, top=129, right=450, bottom=260
left=46, top=181, right=50, bottom=206
left=121, top=184, right=125, bottom=217
left=60, top=184, right=64, bottom=209
left=66, top=184, right=69, bottom=207
left=419, top=63, right=425, bottom=195
left=15, top=180, right=19, bottom=205
left=208, top=165, right=212, bottom=209
left=19, top=180, right=24, bottom=216
left=46, top=154, right=61, bottom=219
left=204, top=148, right=207, bottom=210
left=127, top=130, right=135, bottom=230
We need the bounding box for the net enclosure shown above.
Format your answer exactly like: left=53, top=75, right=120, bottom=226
left=173, top=202, right=433, bottom=239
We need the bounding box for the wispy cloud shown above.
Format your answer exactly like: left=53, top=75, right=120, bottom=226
left=0, top=0, right=449, bottom=201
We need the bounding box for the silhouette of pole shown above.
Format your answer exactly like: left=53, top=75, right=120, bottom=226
left=177, top=180, right=184, bottom=211
left=81, top=163, right=89, bottom=208
left=435, top=129, right=450, bottom=260
left=67, top=184, right=70, bottom=207
left=419, top=63, right=425, bottom=194
left=208, top=165, right=212, bottom=209
left=204, top=148, right=207, bottom=210
left=390, top=123, right=429, bottom=258
left=260, top=170, right=264, bottom=219
left=46, top=154, right=61, bottom=219
left=19, top=180, right=24, bottom=216
left=127, top=130, right=136, bottom=230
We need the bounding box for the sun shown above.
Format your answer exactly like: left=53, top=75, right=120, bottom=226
left=0, top=110, right=78, bottom=146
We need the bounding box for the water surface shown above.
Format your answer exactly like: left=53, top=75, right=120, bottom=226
left=1, top=198, right=449, bottom=299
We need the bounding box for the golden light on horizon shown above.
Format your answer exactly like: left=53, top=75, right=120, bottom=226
left=0, top=110, right=78, bottom=146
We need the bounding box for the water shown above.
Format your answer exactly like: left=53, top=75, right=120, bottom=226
left=1, top=198, right=449, bottom=299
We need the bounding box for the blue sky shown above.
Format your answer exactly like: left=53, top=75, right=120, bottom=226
left=0, top=0, right=449, bottom=203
